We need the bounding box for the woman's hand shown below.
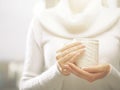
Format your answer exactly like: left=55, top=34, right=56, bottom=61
left=56, top=42, right=110, bottom=82
left=56, top=42, right=85, bottom=76
left=67, top=63, right=111, bottom=82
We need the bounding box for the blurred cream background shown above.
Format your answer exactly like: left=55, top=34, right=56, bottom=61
left=0, top=0, right=39, bottom=90
left=0, top=0, right=38, bottom=61
left=0, top=0, right=120, bottom=90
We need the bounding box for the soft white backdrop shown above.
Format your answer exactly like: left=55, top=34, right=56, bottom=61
left=0, top=0, right=39, bottom=61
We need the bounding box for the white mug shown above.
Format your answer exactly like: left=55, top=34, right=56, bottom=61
left=73, top=38, right=99, bottom=68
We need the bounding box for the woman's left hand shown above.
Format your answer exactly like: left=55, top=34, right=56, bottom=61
left=67, top=63, right=111, bottom=82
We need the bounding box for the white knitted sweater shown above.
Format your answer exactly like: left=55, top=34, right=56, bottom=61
left=20, top=0, right=120, bottom=90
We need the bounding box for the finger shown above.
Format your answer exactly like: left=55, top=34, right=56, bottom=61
left=67, top=63, right=107, bottom=82
left=68, top=63, right=105, bottom=82
left=56, top=45, right=85, bottom=60
left=60, top=48, right=85, bottom=63
left=62, top=68, right=71, bottom=76
left=62, top=65, right=71, bottom=76
left=69, top=49, right=85, bottom=63
left=94, top=72, right=107, bottom=79
left=58, top=64, right=71, bottom=76
left=82, top=64, right=110, bottom=73
left=82, top=65, right=104, bottom=73
left=59, top=52, right=75, bottom=63
left=89, top=72, right=107, bottom=82
left=68, top=63, right=92, bottom=79
left=57, top=42, right=81, bottom=53
left=61, top=45, right=85, bottom=56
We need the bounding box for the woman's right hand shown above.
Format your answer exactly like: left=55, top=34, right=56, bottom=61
left=56, top=42, right=85, bottom=76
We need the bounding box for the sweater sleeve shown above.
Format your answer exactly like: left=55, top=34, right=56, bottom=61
left=19, top=18, right=65, bottom=90
left=104, top=19, right=120, bottom=89
left=106, top=22, right=120, bottom=89
left=105, top=64, right=120, bottom=89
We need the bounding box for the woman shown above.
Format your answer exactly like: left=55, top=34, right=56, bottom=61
left=19, top=0, right=120, bottom=90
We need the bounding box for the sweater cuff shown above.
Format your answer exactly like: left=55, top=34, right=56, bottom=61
left=104, top=64, right=120, bottom=89
left=39, top=63, right=66, bottom=89
left=52, top=62, right=66, bottom=78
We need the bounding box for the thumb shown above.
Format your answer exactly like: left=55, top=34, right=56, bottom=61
left=82, top=65, right=104, bottom=73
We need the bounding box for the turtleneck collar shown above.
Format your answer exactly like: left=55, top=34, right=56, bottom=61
left=35, top=0, right=120, bottom=39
